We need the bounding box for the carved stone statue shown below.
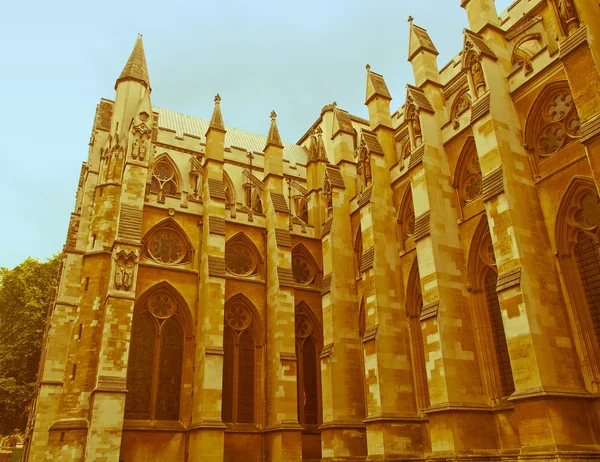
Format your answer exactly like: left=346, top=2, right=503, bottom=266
left=411, top=114, right=422, bottom=145
left=557, top=0, right=579, bottom=35
left=140, top=139, right=147, bottom=161
left=115, top=261, right=125, bottom=289
left=132, top=138, right=140, bottom=159
left=123, top=263, right=133, bottom=290
left=470, top=57, right=486, bottom=96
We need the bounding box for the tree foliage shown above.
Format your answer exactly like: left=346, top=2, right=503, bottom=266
left=0, top=255, right=60, bottom=435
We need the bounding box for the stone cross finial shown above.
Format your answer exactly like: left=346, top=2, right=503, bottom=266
left=408, top=16, right=414, bottom=23
left=366, top=64, right=371, bottom=72
left=270, top=110, right=277, bottom=120
left=333, top=101, right=337, bottom=108
left=214, top=93, right=221, bottom=104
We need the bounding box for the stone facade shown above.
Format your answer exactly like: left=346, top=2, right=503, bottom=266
left=24, top=0, right=600, bottom=460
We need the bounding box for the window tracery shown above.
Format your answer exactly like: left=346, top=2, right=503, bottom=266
left=292, top=245, right=318, bottom=286
left=454, top=138, right=483, bottom=209
left=150, top=156, right=179, bottom=203
left=526, top=83, right=581, bottom=159
left=125, top=286, right=188, bottom=422
left=555, top=177, right=600, bottom=389
left=222, top=295, right=261, bottom=425
left=225, top=233, right=262, bottom=278
left=142, top=220, right=192, bottom=266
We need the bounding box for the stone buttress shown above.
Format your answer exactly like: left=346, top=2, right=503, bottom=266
left=262, top=112, right=303, bottom=462
left=187, top=95, right=228, bottom=460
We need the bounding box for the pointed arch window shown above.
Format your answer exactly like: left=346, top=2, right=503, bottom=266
left=142, top=219, right=192, bottom=266
left=406, top=260, right=430, bottom=412
left=222, top=296, right=262, bottom=424
left=397, top=185, right=416, bottom=253
left=455, top=138, right=482, bottom=206
left=354, top=228, right=363, bottom=278
left=225, top=233, right=262, bottom=278
left=292, top=244, right=319, bottom=286
left=125, top=287, right=188, bottom=421
left=556, top=178, right=600, bottom=387
left=295, top=304, right=322, bottom=426
left=525, top=81, right=581, bottom=160
left=468, top=219, right=515, bottom=399
left=150, top=156, right=179, bottom=203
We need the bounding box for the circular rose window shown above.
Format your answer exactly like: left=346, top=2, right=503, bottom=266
left=149, top=292, right=176, bottom=318
left=226, top=243, right=257, bottom=276
left=292, top=256, right=315, bottom=285
left=225, top=303, right=252, bottom=330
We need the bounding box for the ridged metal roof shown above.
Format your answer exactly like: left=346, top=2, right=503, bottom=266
left=153, top=107, right=307, bottom=166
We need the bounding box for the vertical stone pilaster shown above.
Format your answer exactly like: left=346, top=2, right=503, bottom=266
left=188, top=97, right=227, bottom=460
left=316, top=128, right=367, bottom=460
left=407, top=84, right=489, bottom=455
left=262, top=112, right=303, bottom=462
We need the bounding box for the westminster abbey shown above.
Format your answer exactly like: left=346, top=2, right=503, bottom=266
left=23, top=0, right=600, bottom=460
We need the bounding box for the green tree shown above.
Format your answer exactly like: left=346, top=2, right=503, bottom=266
left=0, top=255, right=61, bottom=435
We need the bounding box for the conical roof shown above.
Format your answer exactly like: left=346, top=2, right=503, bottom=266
left=116, top=34, right=150, bottom=89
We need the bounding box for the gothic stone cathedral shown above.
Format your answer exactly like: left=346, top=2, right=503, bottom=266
left=24, top=0, right=600, bottom=461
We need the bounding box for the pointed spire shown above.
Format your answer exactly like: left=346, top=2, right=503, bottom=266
left=408, top=19, right=439, bottom=62
left=265, top=110, right=283, bottom=149
left=116, top=34, right=150, bottom=90
left=208, top=93, right=225, bottom=132
left=365, top=65, right=391, bottom=105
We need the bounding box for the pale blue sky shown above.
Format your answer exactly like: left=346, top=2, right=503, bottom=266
left=0, top=0, right=513, bottom=269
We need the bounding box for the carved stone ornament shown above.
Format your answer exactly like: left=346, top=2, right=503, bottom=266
left=534, top=90, right=581, bottom=157
left=469, top=54, right=486, bottom=97
left=225, top=303, right=252, bottom=330
left=112, top=247, right=139, bottom=291
left=295, top=313, right=313, bottom=338
left=556, top=0, right=580, bottom=35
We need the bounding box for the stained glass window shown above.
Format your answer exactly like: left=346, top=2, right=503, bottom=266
left=125, top=314, right=156, bottom=420
left=483, top=268, right=515, bottom=397
left=125, top=291, right=185, bottom=422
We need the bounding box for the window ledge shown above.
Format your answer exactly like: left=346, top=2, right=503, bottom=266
left=122, top=420, right=186, bottom=432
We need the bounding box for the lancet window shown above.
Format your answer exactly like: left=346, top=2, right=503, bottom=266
left=225, top=233, right=262, bottom=278
left=556, top=178, right=600, bottom=387
left=354, top=227, right=363, bottom=278
left=295, top=304, right=322, bottom=426
left=150, top=156, right=179, bottom=202
left=397, top=185, right=416, bottom=252
left=455, top=138, right=482, bottom=208
left=222, top=295, right=261, bottom=424
left=526, top=82, right=581, bottom=160
left=406, top=260, right=430, bottom=411
left=142, top=219, right=192, bottom=266
left=125, top=285, right=188, bottom=421
left=468, top=218, right=515, bottom=399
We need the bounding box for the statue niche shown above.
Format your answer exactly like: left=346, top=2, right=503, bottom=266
left=113, top=247, right=139, bottom=291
